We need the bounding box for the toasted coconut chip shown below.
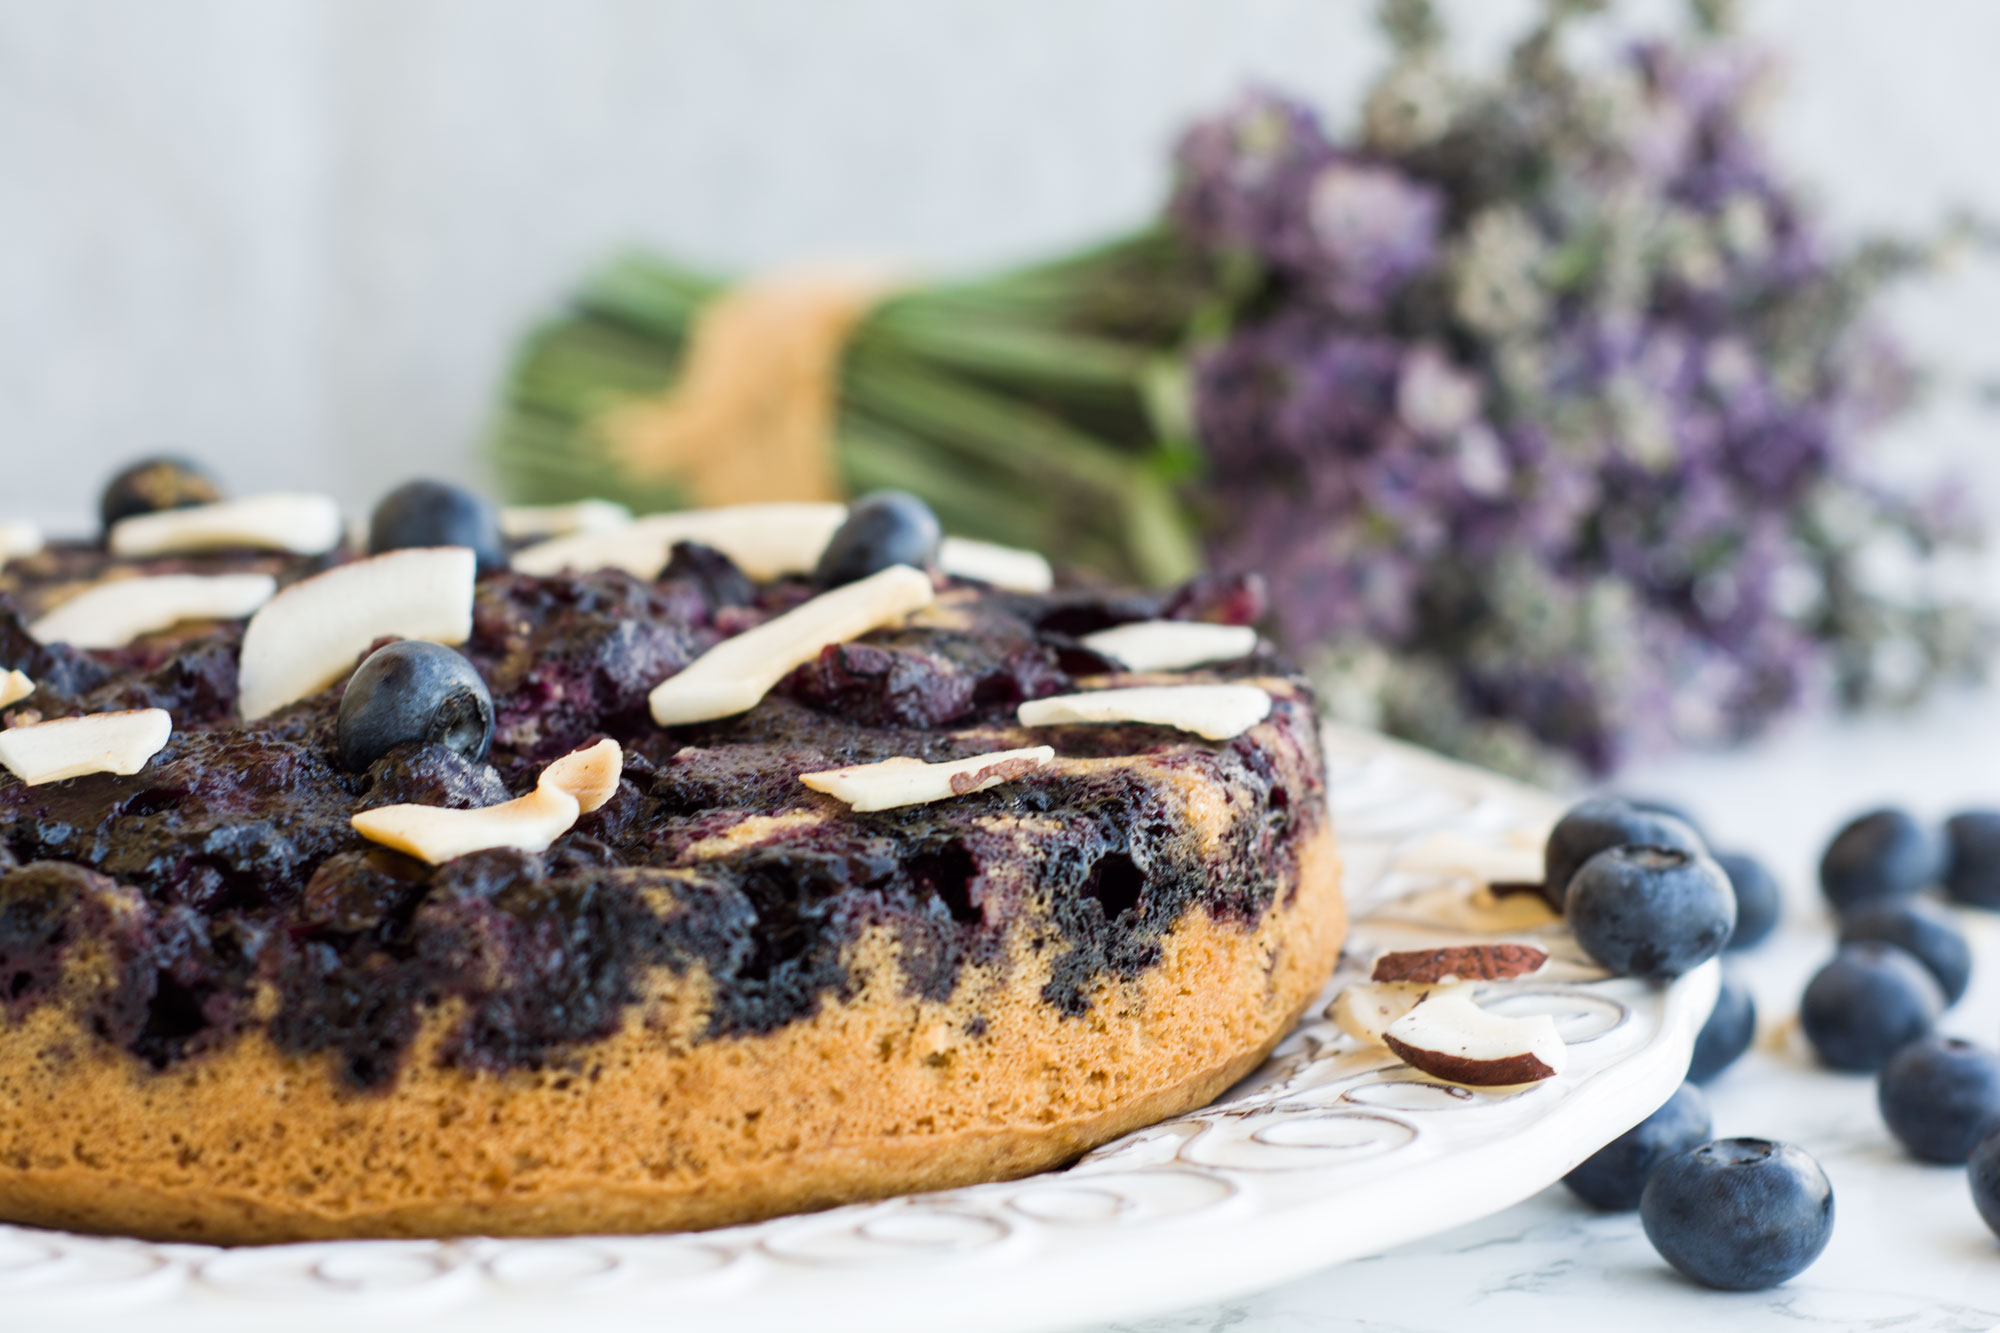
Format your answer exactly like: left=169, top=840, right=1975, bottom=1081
left=1330, top=981, right=1436, bottom=1046
left=1078, top=620, right=1258, bottom=672
left=800, top=746, right=1053, bottom=813
left=1382, top=989, right=1566, bottom=1087
left=236, top=547, right=475, bottom=721
left=537, top=737, right=623, bottom=813
left=0, top=670, right=33, bottom=709
left=937, top=537, right=1053, bottom=593
left=351, top=739, right=625, bottom=865
left=1017, top=683, right=1272, bottom=741
left=28, top=573, right=277, bottom=651
left=649, top=564, right=935, bottom=726
left=497, top=499, right=633, bottom=540
left=108, top=492, right=344, bottom=557
left=0, top=709, right=172, bottom=786
left=1371, top=943, right=1549, bottom=985
left=0, top=520, right=44, bottom=570
left=513, top=502, right=848, bottom=581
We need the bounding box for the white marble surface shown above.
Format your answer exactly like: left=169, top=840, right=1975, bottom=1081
left=1087, top=692, right=2000, bottom=1331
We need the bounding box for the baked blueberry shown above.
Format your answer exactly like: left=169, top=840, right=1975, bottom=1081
left=1641, top=1138, right=1834, bottom=1290
left=368, top=479, right=508, bottom=573
left=336, top=641, right=495, bottom=772
left=99, top=454, right=224, bottom=534
left=1565, top=845, right=1734, bottom=980
left=1542, top=797, right=1707, bottom=912
left=1837, top=899, right=1971, bottom=1006
left=1564, top=1082, right=1711, bottom=1211
left=1818, top=807, right=1940, bottom=912
left=1688, top=968, right=1756, bottom=1084
left=1715, top=850, right=1781, bottom=951
left=1971, top=1131, right=2000, bottom=1239
left=813, top=491, right=941, bottom=588
left=1877, top=1037, right=2000, bottom=1163
left=1944, top=809, right=2000, bottom=909
left=1799, top=943, right=1942, bottom=1072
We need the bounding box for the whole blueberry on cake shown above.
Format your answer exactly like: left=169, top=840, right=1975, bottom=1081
left=0, top=473, right=1343, bottom=1243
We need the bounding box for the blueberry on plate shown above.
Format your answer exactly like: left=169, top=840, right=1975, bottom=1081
left=368, top=479, right=508, bottom=573
left=1818, top=807, right=1940, bottom=912
left=1714, top=850, right=1781, bottom=951
left=1799, top=943, right=1943, bottom=1072
left=1565, top=1082, right=1711, bottom=1211
left=1616, top=795, right=1708, bottom=843
left=1837, top=899, right=1971, bottom=1006
left=1878, top=1037, right=2000, bottom=1164
left=813, top=491, right=942, bottom=588
left=99, top=454, right=224, bottom=534
left=1944, top=809, right=2000, bottom=909
left=1564, top=845, right=1734, bottom=980
left=1641, top=1139, right=1834, bottom=1290
left=337, top=641, right=495, bottom=773
left=1541, top=797, right=1707, bottom=913
left=1688, top=968, right=1756, bottom=1084
left=1971, top=1131, right=2000, bottom=1238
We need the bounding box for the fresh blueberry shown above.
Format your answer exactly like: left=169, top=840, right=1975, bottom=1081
left=1617, top=794, right=1708, bottom=843
left=1818, top=807, right=1940, bottom=912
left=1838, top=899, right=1971, bottom=1006
left=1542, top=797, right=1707, bottom=912
left=1877, top=1037, right=2000, bottom=1163
left=813, top=491, right=941, bottom=588
left=1715, top=850, right=1781, bottom=950
left=1564, top=845, right=1734, bottom=980
left=98, top=454, right=224, bottom=534
left=1944, top=809, right=2000, bottom=909
left=368, top=479, right=508, bottom=573
left=336, top=641, right=495, bottom=773
left=1799, top=943, right=1943, bottom=1072
left=1688, top=968, right=1756, bottom=1084
left=1971, top=1131, right=2000, bottom=1239
left=1640, top=1138, right=1834, bottom=1290
left=1564, top=1082, right=1711, bottom=1211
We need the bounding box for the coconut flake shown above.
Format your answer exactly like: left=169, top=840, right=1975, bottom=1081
left=0, top=709, right=172, bottom=786
left=937, top=537, right=1054, bottom=593
left=513, top=502, right=848, bottom=581
left=1079, top=620, right=1259, bottom=672
left=0, top=670, right=31, bottom=709
left=1017, top=684, right=1272, bottom=741
left=800, top=745, right=1053, bottom=813
left=0, top=521, right=44, bottom=570
left=108, top=492, right=345, bottom=558
left=236, top=547, right=475, bottom=721
left=1330, top=981, right=1437, bottom=1046
left=649, top=564, right=935, bottom=726
left=1382, top=989, right=1567, bottom=1086
left=498, top=499, right=634, bottom=540
left=350, top=738, right=626, bottom=865
left=28, top=573, right=277, bottom=650
left=537, top=737, right=624, bottom=812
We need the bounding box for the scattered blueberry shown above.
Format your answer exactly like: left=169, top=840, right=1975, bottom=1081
left=1688, top=968, right=1757, bottom=1084
left=1715, top=849, right=1782, bottom=951
left=99, top=454, right=224, bottom=534
left=1641, top=1139, right=1834, bottom=1290
left=1877, top=1037, right=2000, bottom=1164
left=1618, top=794, right=1708, bottom=843
left=1970, top=1132, right=2000, bottom=1239
left=1564, top=845, right=1735, bottom=980
left=1542, top=797, right=1707, bottom=912
left=813, top=491, right=942, bottom=588
left=368, top=479, right=508, bottom=572
left=1799, top=943, right=1943, bottom=1072
left=1565, top=1082, right=1712, bottom=1211
left=336, top=641, right=495, bottom=773
left=1944, top=809, right=2000, bottom=909
left=1838, top=899, right=1971, bottom=1006
left=1818, top=807, right=1940, bottom=912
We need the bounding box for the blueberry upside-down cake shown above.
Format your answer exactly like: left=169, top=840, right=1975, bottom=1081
left=0, top=462, right=1343, bottom=1243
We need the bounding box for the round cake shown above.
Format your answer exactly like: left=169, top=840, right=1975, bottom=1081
left=0, top=476, right=1343, bottom=1244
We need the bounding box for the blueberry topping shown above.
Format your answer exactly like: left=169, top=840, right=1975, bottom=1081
left=1565, top=845, right=1734, bottom=980
left=1878, top=1037, right=2000, bottom=1164
left=98, top=455, right=224, bottom=535
left=1970, top=1131, right=2000, bottom=1238
left=1715, top=849, right=1781, bottom=951
left=1800, top=942, right=1942, bottom=1072
left=1688, top=968, right=1756, bottom=1084
left=1818, top=807, right=1940, bottom=912
left=336, top=641, right=495, bottom=773
left=1837, top=899, right=1971, bottom=1005
left=813, top=491, right=942, bottom=588
left=1944, top=808, right=2000, bottom=908
left=1640, top=1138, right=1834, bottom=1291
left=1564, top=1082, right=1711, bottom=1211
left=1542, top=797, right=1706, bottom=912
left=367, top=479, right=508, bottom=573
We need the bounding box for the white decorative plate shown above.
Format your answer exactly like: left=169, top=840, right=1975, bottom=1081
left=3, top=726, right=1716, bottom=1333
